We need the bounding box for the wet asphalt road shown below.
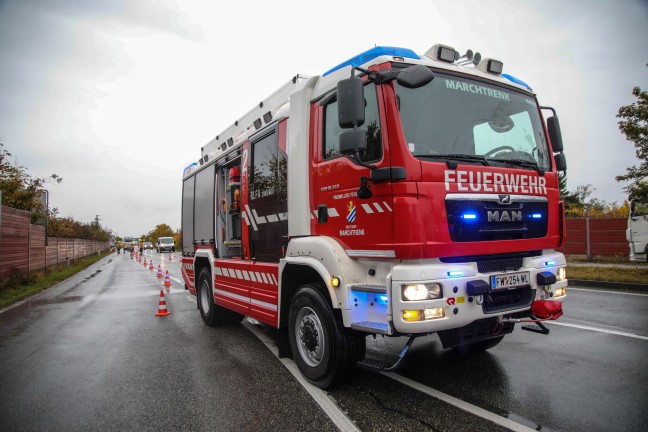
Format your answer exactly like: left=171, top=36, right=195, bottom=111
left=1, top=252, right=647, bottom=431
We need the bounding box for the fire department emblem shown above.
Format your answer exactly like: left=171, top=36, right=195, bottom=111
left=346, top=201, right=357, bottom=223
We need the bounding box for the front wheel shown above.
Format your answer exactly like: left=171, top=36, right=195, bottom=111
left=196, top=268, right=244, bottom=326
left=288, top=285, right=365, bottom=389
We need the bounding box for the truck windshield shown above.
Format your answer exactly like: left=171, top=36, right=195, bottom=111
left=160, top=238, right=173, bottom=244
left=395, top=71, right=552, bottom=171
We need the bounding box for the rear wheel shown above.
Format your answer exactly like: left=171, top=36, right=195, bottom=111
left=288, top=284, right=365, bottom=389
left=196, top=268, right=244, bottom=326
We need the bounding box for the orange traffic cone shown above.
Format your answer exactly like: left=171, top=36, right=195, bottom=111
left=163, top=270, right=171, bottom=287
left=156, top=265, right=163, bottom=278
left=143, top=258, right=148, bottom=267
left=155, top=290, right=170, bottom=317
left=168, top=254, right=172, bottom=261
left=149, top=260, right=154, bottom=270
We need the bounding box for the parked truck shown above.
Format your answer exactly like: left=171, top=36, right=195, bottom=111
left=181, top=43, right=568, bottom=388
left=628, top=199, right=648, bottom=262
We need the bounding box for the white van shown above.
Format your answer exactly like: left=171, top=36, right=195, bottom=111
left=627, top=200, right=648, bottom=262
left=156, top=237, right=176, bottom=253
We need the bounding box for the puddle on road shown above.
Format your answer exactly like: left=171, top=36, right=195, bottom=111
left=29, top=295, right=84, bottom=306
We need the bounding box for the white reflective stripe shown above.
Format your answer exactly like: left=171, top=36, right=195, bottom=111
left=361, top=203, right=374, bottom=214
left=214, top=267, right=222, bottom=276
left=260, top=273, right=269, bottom=284
left=252, top=209, right=267, bottom=224
left=242, top=211, right=256, bottom=231
left=235, top=270, right=243, bottom=279
left=242, top=271, right=250, bottom=281
left=373, top=203, right=384, bottom=213
left=311, top=210, right=318, bottom=219
left=249, top=272, right=258, bottom=282
left=278, top=212, right=288, bottom=221
left=215, top=288, right=248, bottom=303
left=228, top=268, right=237, bottom=278
left=270, top=274, right=278, bottom=285
left=245, top=205, right=258, bottom=231
left=251, top=298, right=278, bottom=311
left=346, top=249, right=396, bottom=258
left=255, top=272, right=263, bottom=283
left=328, top=208, right=340, bottom=217
left=383, top=201, right=392, bottom=212
left=267, top=214, right=278, bottom=222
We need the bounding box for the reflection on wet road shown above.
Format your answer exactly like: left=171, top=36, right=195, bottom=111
left=1, top=253, right=646, bottom=432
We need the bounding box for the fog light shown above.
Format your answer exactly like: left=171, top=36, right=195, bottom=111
left=554, top=287, right=566, bottom=298
left=331, top=277, right=340, bottom=288
left=424, top=308, right=445, bottom=320
left=557, top=267, right=566, bottom=281
left=403, top=310, right=421, bottom=322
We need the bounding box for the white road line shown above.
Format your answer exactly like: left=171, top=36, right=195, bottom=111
left=544, top=321, right=648, bottom=341
left=567, top=287, right=648, bottom=297
left=170, top=276, right=183, bottom=284
left=243, top=321, right=359, bottom=432
left=383, top=373, right=537, bottom=432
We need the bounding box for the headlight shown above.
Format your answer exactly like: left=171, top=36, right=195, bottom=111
left=557, top=267, right=567, bottom=281
left=402, top=283, right=443, bottom=301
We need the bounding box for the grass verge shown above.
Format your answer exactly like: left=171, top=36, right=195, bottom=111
left=567, top=265, right=648, bottom=284
left=0, top=250, right=111, bottom=310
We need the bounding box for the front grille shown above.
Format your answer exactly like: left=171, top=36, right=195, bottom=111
left=482, top=287, right=534, bottom=314
left=446, top=197, right=548, bottom=242
left=477, top=258, right=523, bottom=273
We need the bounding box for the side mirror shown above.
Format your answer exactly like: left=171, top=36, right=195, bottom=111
left=630, top=199, right=635, bottom=217
left=337, top=76, right=365, bottom=128
left=339, top=129, right=367, bottom=155
left=547, top=116, right=564, bottom=153
left=554, top=152, right=567, bottom=173
left=396, top=64, right=435, bottom=89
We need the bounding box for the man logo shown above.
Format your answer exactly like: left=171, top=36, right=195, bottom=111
left=498, top=194, right=511, bottom=204
left=488, top=210, right=522, bottom=222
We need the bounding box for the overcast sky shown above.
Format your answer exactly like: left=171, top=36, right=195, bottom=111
left=1, top=0, right=647, bottom=237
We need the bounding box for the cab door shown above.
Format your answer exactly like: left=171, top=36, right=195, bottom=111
left=313, top=82, right=394, bottom=255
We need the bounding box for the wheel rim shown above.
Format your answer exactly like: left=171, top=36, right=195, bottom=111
left=295, top=307, right=325, bottom=367
left=200, top=278, right=211, bottom=315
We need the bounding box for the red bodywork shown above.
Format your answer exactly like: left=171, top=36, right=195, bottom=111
left=310, top=65, right=562, bottom=259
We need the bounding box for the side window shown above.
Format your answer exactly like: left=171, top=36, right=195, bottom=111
left=323, top=82, right=382, bottom=162
left=181, top=176, right=195, bottom=253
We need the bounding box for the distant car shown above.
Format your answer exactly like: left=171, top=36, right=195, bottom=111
left=156, top=237, right=176, bottom=253
left=143, top=241, right=154, bottom=250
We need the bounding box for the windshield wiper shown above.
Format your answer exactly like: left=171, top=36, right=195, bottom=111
left=491, top=158, right=544, bottom=175
left=414, top=153, right=491, bottom=167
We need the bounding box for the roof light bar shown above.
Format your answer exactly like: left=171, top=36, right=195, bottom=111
left=323, top=46, right=420, bottom=76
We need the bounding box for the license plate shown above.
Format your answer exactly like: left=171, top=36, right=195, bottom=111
left=490, top=271, right=530, bottom=290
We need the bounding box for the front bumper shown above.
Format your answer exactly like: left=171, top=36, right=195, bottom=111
left=390, top=251, right=567, bottom=335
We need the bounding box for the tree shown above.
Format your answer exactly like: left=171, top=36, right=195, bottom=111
left=616, top=86, right=648, bottom=201
left=0, top=142, right=61, bottom=222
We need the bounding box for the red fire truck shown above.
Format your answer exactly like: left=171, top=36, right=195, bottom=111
left=181, top=44, right=568, bottom=388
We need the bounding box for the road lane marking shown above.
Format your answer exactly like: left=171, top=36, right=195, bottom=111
left=567, top=287, right=648, bottom=297
left=383, top=373, right=537, bottom=432
left=545, top=321, right=648, bottom=340
left=243, top=320, right=359, bottom=432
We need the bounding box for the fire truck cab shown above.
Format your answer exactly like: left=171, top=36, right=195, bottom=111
left=181, top=44, right=568, bottom=388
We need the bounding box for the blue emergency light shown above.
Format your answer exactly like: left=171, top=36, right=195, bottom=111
left=323, top=46, right=420, bottom=76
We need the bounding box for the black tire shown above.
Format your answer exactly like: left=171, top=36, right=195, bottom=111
left=452, top=335, right=505, bottom=354
left=196, top=268, right=244, bottom=326
left=288, top=285, right=365, bottom=389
